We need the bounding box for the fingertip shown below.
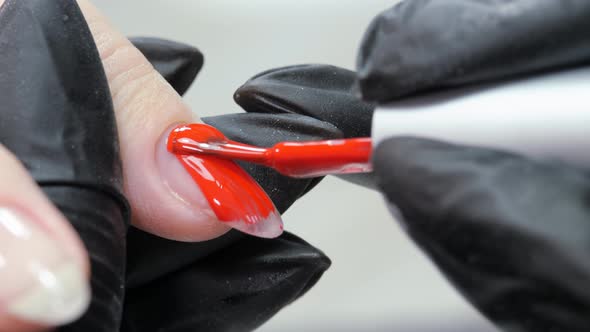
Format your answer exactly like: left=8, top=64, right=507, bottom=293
left=0, top=147, right=90, bottom=327
left=77, top=1, right=223, bottom=241
left=122, top=124, right=230, bottom=242
left=78, top=1, right=283, bottom=242
left=225, top=211, right=284, bottom=239
left=131, top=36, right=204, bottom=95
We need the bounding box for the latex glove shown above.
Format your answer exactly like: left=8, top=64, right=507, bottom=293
left=372, top=137, right=590, bottom=332
left=231, top=66, right=590, bottom=331
left=121, top=39, right=337, bottom=332
left=358, top=2, right=590, bottom=330
left=0, top=1, right=334, bottom=331
left=233, top=64, right=377, bottom=188
left=356, top=0, right=590, bottom=102
left=227, top=1, right=590, bottom=328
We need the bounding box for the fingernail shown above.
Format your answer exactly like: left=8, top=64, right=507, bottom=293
left=0, top=207, right=89, bottom=325
left=156, top=125, right=283, bottom=238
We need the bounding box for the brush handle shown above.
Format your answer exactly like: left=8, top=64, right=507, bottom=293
left=372, top=66, right=590, bottom=168
left=267, top=138, right=372, bottom=178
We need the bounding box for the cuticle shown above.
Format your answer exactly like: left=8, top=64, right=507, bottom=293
left=155, top=122, right=213, bottom=217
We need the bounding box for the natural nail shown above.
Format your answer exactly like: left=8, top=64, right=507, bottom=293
left=0, top=207, right=89, bottom=325
left=157, top=124, right=283, bottom=239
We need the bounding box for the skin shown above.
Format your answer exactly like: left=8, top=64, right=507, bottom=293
left=0, top=0, right=229, bottom=330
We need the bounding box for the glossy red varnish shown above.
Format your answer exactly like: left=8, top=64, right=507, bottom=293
left=267, top=138, right=372, bottom=177
left=169, top=123, right=373, bottom=178
left=169, top=124, right=282, bottom=238
left=175, top=154, right=276, bottom=224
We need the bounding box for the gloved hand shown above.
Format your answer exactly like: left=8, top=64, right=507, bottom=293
left=0, top=1, right=127, bottom=331
left=233, top=64, right=377, bottom=188
left=122, top=37, right=336, bottom=332
left=0, top=0, right=334, bottom=331
left=73, top=18, right=337, bottom=332
left=229, top=1, right=590, bottom=331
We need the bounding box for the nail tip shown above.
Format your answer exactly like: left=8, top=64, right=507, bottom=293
left=8, top=262, right=90, bottom=326
left=227, top=211, right=284, bottom=239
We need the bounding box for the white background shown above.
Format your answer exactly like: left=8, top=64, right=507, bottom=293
left=96, top=1, right=498, bottom=331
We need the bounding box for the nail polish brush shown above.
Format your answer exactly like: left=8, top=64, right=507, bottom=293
left=171, top=66, right=590, bottom=179
left=168, top=124, right=372, bottom=178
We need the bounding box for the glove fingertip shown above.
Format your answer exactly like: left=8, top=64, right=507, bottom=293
left=131, top=36, right=204, bottom=95
left=122, top=232, right=331, bottom=332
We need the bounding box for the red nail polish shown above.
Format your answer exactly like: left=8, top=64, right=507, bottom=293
left=168, top=123, right=373, bottom=238
left=169, top=126, right=283, bottom=238
left=169, top=123, right=373, bottom=178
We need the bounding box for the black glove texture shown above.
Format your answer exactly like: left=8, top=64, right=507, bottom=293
left=356, top=0, right=590, bottom=102
left=373, top=137, right=590, bottom=332
left=233, top=64, right=377, bottom=188
left=0, top=1, right=129, bottom=331
left=226, top=2, right=590, bottom=329
left=122, top=39, right=337, bottom=332
left=354, top=2, right=590, bottom=330
left=0, top=1, right=336, bottom=328
left=130, top=37, right=204, bottom=96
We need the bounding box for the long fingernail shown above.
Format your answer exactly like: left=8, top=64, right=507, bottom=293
left=0, top=207, right=89, bottom=325
left=156, top=125, right=283, bottom=238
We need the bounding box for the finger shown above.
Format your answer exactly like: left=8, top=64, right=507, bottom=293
left=373, top=137, right=590, bottom=232
left=233, top=64, right=377, bottom=188
left=0, top=1, right=127, bottom=331
left=373, top=137, right=590, bottom=331
left=122, top=232, right=330, bottom=332
left=78, top=0, right=230, bottom=241
left=204, top=112, right=343, bottom=209
left=0, top=145, right=89, bottom=330
left=356, top=0, right=590, bottom=101
left=126, top=112, right=342, bottom=288
left=234, top=64, right=375, bottom=138
left=130, top=37, right=203, bottom=96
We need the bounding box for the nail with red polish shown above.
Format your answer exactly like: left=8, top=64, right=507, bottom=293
left=167, top=123, right=373, bottom=238
left=169, top=123, right=373, bottom=178
left=166, top=124, right=283, bottom=239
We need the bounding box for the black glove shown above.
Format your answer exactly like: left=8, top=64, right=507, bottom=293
left=0, top=2, right=335, bottom=329
left=0, top=1, right=128, bottom=331
left=225, top=1, right=590, bottom=329
left=119, top=38, right=337, bottom=332
left=356, top=0, right=590, bottom=102
left=233, top=64, right=377, bottom=188
left=373, top=137, right=590, bottom=332
left=357, top=2, right=590, bottom=331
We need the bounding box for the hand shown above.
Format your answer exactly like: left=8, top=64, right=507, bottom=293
left=372, top=137, right=590, bottom=332
left=124, top=38, right=337, bottom=332
left=359, top=1, right=590, bottom=331
left=356, top=0, right=590, bottom=102
left=233, top=64, right=377, bottom=188
left=0, top=1, right=335, bottom=331
left=228, top=1, right=590, bottom=331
